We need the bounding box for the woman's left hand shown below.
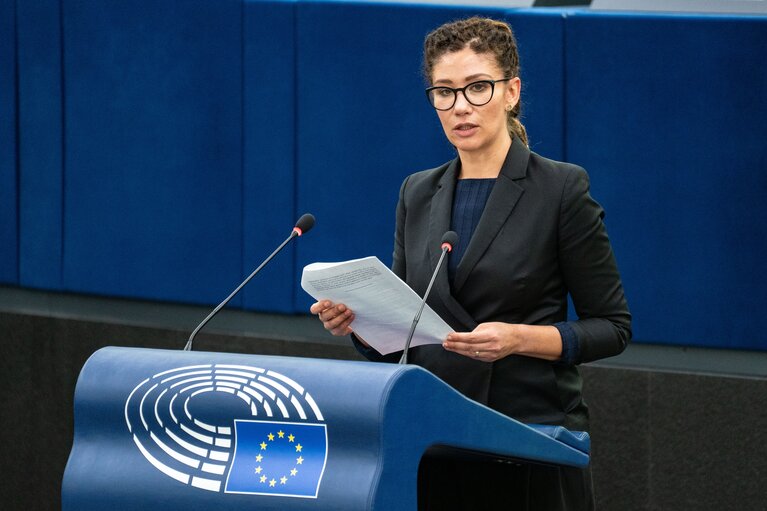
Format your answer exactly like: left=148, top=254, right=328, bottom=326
left=443, top=322, right=520, bottom=362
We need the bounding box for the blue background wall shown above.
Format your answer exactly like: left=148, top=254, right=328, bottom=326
left=565, top=11, right=767, bottom=349
left=0, top=0, right=18, bottom=286
left=16, top=0, right=63, bottom=290
left=61, top=0, right=244, bottom=306
left=242, top=0, right=297, bottom=312
left=2, top=0, right=765, bottom=350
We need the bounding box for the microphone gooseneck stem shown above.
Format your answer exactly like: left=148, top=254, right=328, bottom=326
left=399, top=246, right=449, bottom=364
left=183, top=230, right=299, bottom=352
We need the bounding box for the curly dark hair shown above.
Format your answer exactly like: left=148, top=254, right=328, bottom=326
left=423, top=17, right=527, bottom=146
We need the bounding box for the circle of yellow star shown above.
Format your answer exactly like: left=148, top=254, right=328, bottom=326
left=252, top=429, right=309, bottom=490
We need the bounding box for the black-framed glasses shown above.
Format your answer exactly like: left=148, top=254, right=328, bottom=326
left=425, top=78, right=513, bottom=111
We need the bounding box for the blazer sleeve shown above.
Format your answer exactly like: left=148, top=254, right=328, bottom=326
left=391, top=174, right=410, bottom=282
left=558, top=166, right=632, bottom=364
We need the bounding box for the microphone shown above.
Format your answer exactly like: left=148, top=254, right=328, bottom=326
left=399, top=230, right=458, bottom=364
left=183, top=213, right=316, bottom=351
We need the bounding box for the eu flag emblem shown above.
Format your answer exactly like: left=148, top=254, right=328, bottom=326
left=225, top=420, right=328, bottom=497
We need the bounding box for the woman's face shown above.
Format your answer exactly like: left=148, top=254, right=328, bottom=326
left=430, top=47, right=520, bottom=155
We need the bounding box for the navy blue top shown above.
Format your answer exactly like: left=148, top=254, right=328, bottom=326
left=449, top=177, right=579, bottom=364
left=448, top=178, right=496, bottom=284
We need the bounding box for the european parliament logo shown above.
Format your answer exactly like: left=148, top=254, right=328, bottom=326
left=124, top=363, right=328, bottom=498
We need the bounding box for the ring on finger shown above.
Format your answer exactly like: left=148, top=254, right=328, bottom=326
left=474, top=350, right=480, bottom=356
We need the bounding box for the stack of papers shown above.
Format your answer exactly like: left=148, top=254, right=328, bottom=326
left=301, top=256, right=453, bottom=355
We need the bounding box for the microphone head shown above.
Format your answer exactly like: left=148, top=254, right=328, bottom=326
left=441, top=231, right=458, bottom=252
left=293, top=213, right=316, bottom=236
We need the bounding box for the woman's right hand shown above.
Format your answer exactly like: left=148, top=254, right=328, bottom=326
left=310, top=300, right=356, bottom=337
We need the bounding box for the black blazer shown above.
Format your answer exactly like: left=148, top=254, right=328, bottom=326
left=360, top=140, right=631, bottom=431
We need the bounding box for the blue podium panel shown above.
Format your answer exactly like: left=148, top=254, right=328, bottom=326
left=63, top=347, right=588, bottom=510
left=16, top=0, right=64, bottom=290
left=0, top=0, right=18, bottom=285
left=566, top=12, right=767, bottom=350
left=242, top=0, right=298, bottom=313
left=61, top=0, right=244, bottom=306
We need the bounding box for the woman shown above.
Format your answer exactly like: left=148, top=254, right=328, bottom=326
left=311, top=17, right=631, bottom=510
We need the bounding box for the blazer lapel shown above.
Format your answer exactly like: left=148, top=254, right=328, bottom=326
left=428, top=159, right=457, bottom=272
left=452, top=140, right=529, bottom=294
left=427, top=159, right=478, bottom=330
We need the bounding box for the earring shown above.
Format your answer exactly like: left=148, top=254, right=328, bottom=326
left=505, top=104, right=513, bottom=112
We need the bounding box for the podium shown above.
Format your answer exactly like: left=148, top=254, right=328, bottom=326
left=62, top=347, right=589, bottom=510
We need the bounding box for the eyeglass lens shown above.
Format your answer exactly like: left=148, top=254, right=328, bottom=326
left=429, top=81, right=494, bottom=110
